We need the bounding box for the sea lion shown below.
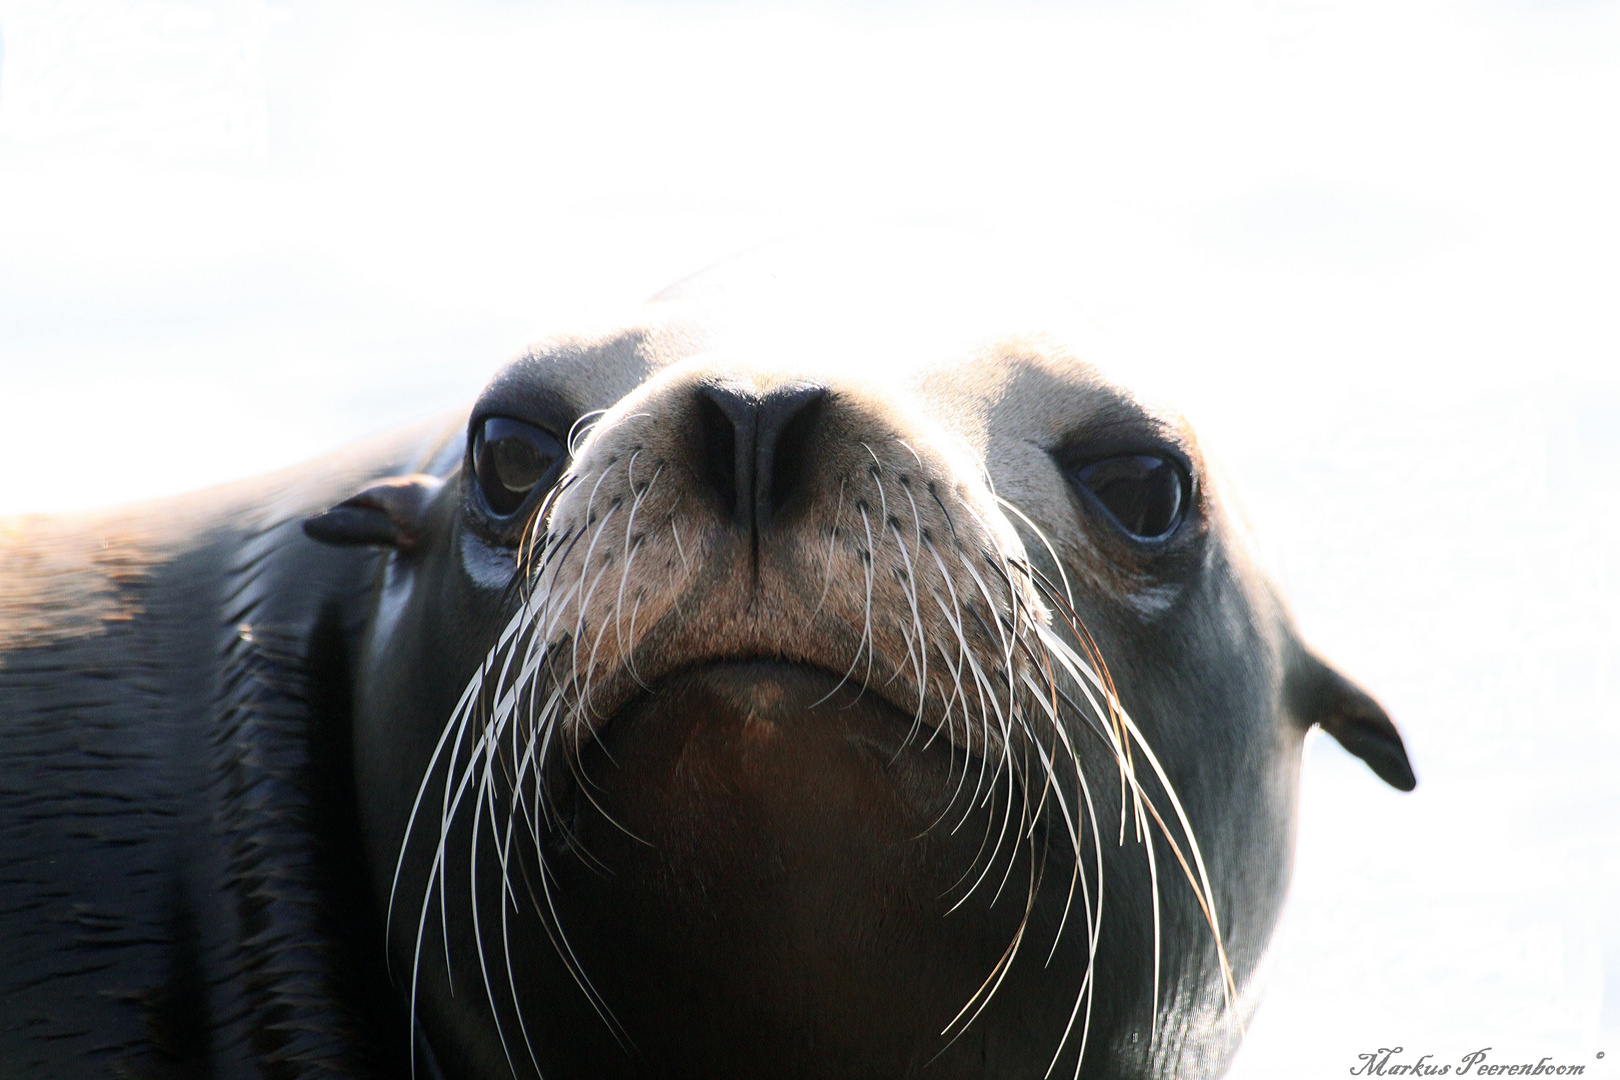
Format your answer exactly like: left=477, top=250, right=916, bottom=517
left=0, top=252, right=1413, bottom=1079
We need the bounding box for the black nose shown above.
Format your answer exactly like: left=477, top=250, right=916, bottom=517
left=694, top=383, right=828, bottom=535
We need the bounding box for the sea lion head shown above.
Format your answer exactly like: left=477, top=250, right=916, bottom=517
left=308, top=258, right=1414, bottom=1079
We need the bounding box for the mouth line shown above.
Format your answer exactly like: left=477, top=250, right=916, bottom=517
left=583, top=654, right=1078, bottom=870
left=542, top=601, right=1027, bottom=767
left=605, top=653, right=919, bottom=722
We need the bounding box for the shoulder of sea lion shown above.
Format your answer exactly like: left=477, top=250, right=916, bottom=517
left=0, top=412, right=465, bottom=657
left=0, top=413, right=460, bottom=1072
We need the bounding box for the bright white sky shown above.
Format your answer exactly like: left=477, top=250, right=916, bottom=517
left=1, top=1, right=1617, bottom=1076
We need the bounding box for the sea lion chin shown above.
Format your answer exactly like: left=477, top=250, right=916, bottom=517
left=0, top=250, right=1414, bottom=1080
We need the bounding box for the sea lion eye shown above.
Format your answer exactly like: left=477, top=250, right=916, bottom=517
left=1071, top=454, right=1187, bottom=541
left=472, top=417, right=565, bottom=518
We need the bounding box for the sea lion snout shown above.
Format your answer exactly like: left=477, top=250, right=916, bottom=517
left=525, top=359, right=1034, bottom=752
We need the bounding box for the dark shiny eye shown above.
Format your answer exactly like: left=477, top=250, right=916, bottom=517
left=1072, top=455, right=1187, bottom=540
left=472, top=417, right=565, bottom=518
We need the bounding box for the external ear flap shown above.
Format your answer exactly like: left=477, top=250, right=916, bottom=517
left=303, top=474, right=444, bottom=553
left=1287, top=647, right=1416, bottom=792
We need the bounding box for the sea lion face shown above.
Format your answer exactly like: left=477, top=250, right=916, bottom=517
left=329, top=299, right=1413, bottom=1079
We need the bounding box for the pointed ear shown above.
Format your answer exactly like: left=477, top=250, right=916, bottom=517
left=1286, top=646, right=1416, bottom=791
left=303, top=474, right=444, bottom=553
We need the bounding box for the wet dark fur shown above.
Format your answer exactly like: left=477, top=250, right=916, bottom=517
left=0, top=426, right=441, bottom=1078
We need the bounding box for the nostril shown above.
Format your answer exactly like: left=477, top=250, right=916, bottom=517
left=691, top=382, right=828, bottom=535
left=761, top=388, right=827, bottom=525
left=695, top=392, right=739, bottom=519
